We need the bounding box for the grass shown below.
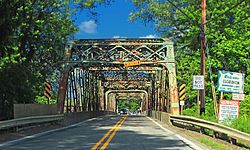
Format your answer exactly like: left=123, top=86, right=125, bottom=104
left=199, top=137, right=232, bottom=150
left=237, top=139, right=250, bottom=149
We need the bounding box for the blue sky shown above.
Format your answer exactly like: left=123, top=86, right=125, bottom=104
left=74, top=0, right=158, bottom=39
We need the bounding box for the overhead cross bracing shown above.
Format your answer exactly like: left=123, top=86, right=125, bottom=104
left=100, top=70, right=151, bottom=80
left=57, top=38, right=179, bottom=115
left=70, top=38, right=174, bottom=63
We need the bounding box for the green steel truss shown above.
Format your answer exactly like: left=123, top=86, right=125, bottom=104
left=57, top=38, right=179, bottom=115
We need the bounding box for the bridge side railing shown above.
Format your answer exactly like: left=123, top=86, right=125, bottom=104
left=0, top=111, right=115, bottom=131
left=0, top=115, right=64, bottom=130
left=150, top=111, right=250, bottom=145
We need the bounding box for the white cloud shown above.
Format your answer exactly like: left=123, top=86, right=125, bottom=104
left=140, top=34, right=158, bottom=38
left=79, top=20, right=97, bottom=34
left=112, top=35, right=127, bottom=38
left=112, top=35, right=121, bottom=38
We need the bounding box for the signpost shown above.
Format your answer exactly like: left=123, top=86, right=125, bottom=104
left=193, top=75, right=204, bottom=90
left=218, top=71, right=244, bottom=93
left=193, top=76, right=204, bottom=115
left=217, top=71, right=245, bottom=124
left=232, top=93, right=245, bottom=101
left=218, top=100, right=240, bottom=123
left=179, top=84, right=186, bottom=114
left=45, top=81, right=51, bottom=104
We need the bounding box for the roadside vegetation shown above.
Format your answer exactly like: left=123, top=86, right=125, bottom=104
left=117, top=98, right=141, bottom=113
left=199, top=137, right=232, bottom=150
left=0, top=0, right=109, bottom=120
left=131, top=0, right=250, bottom=133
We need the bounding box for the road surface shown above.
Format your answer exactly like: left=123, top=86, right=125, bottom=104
left=1, top=115, right=199, bottom=150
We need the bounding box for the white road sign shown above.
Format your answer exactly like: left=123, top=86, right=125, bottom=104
left=218, top=71, right=244, bottom=93
left=218, top=100, right=240, bottom=123
left=193, top=75, right=204, bottom=90
left=232, top=93, right=245, bottom=101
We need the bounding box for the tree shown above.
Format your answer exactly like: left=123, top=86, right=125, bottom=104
left=129, top=98, right=140, bottom=113
left=0, top=0, right=109, bottom=120
left=117, top=98, right=140, bottom=113
left=131, top=0, right=250, bottom=116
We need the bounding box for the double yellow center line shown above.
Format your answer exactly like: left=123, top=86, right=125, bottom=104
left=91, top=115, right=127, bottom=150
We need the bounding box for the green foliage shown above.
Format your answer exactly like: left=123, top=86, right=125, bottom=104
left=117, top=98, right=141, bottom=113
left=240, top=95, right=250, bottom=116
left=129, top=98, right=140, bottom=113
left=199, top=137, right=232, bottom=150
left=0, top=63, right=39, bottom=120
left=131, top=1, right=250, bottom=131
left=117, top=99, right=129, bottom=110
left=35, top=96, right=49, bottom=104
left=35, top=94, right=57, bottom=104
left=229, top=115, right=250, bottom=134
left=0, top=0, right=108, bottom=120
left=183, top=103, right=217, bottom=123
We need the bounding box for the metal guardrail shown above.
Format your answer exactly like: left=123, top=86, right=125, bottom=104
left=0, top=114, right=64, bottom=130
left=170, top=115, right=250, bottom=144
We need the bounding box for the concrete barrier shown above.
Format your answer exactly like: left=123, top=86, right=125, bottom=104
left=150, top=111, right=171, bottom=125
left=14, top=104, right=58, bottom=118
left=1, top=111, right=115, bottom=131
left=63, top=111, right=115, bottom=125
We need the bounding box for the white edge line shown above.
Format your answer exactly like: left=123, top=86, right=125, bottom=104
left=0, top=117, right=98, bottom=148
left=146, top=116, right=202, bottom=150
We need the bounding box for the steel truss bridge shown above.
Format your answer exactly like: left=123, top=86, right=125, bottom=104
left=57, top=38, right=179, bottom=115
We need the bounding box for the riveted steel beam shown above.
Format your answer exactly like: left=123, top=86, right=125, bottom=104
left=58, top=38, right=179, bottom=115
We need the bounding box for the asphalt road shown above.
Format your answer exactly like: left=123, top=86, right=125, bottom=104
left=0, top=115, right=200, bottom=150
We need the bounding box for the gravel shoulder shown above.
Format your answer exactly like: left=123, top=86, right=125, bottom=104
left=151, top=118, right=248, bottom=150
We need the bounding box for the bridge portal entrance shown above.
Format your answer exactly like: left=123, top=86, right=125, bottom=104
left=57, top=38, right=179, bottom=115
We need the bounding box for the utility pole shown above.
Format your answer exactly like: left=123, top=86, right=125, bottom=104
left=200, top=0, right=206, bottom=115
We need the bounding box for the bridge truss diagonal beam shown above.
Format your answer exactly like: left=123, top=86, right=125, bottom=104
left=57, top=38, right=179, bottom=115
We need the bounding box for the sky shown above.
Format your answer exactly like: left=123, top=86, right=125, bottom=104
left=73, top=0, right=158, bottom=39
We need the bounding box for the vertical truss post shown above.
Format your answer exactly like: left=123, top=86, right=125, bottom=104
left=158, top=70, right=162, bottom=111
left=78, top=69, right=83, bottom=111
left=66, top=78, right=69, bottom=113
left=165, top=45, right=179, bottom=115
left=83, top=70, right=87, bottom=111
left=95, top=76, right=99, bottom=111
left=156, top=71, right=160, bottom=111
left=152, top=74, right=156, bottom=111
left=161, top=69, right=166, bottom=111
left=165, top=71, right=170, bottom=113
left=147, top=86, right=151, bottom=116
left=92, top=73, right=96, bottom=111
left=87, top=71, right=91, bottom=111
left=145, top=92, right=149, bottom=112
left=71, top=70, right=77, bottom=112
left=75, top=69, right=81, bottom=112
left=69, top=72, right=73, bottom=112
left=94, top=75, right=98, bottom=111
left=90, top=73, right=94, bottom=111
left=57, top=70, right=70, bottom=113
left=80, top=69, right=84, bottom=111
left=98, top=80, right=104, bottom=110
left=57, top=42, right=73, bottom=113
left=104, top=87, right=107, bottom=111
